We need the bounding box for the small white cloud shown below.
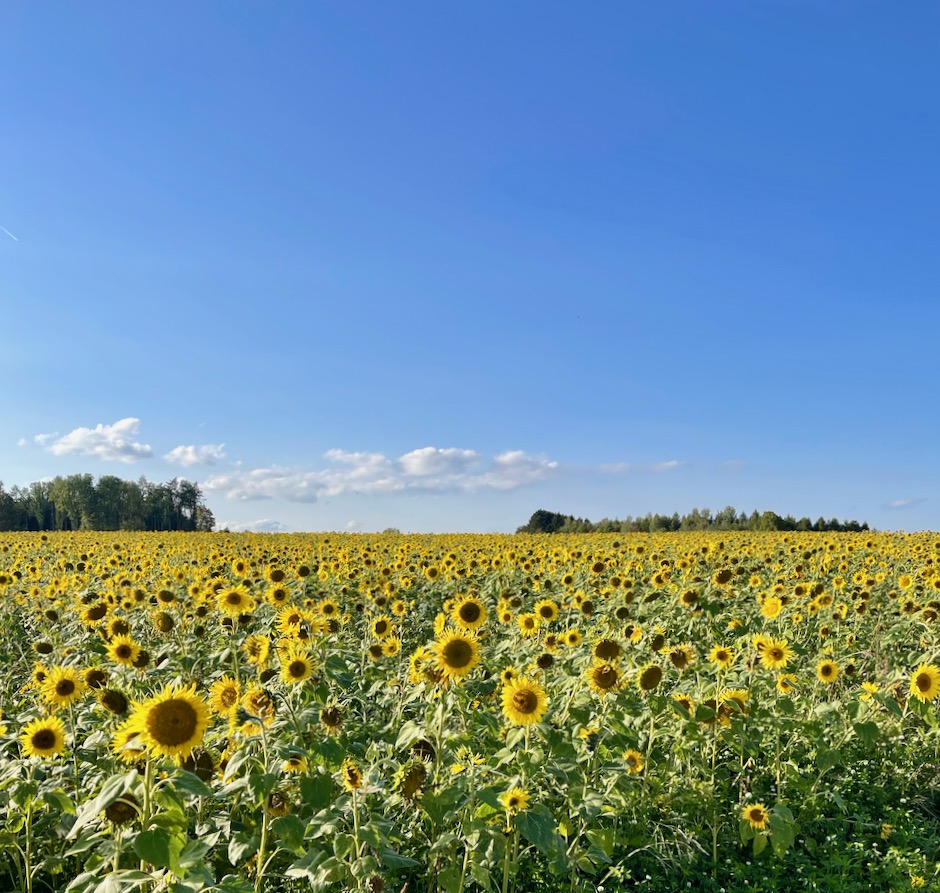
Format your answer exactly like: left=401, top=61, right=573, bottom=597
left=34, top=432, right=59, bottom=446
left=17, top=437, right=27, bottom=447
left=164, top=443, right=226, bottom=467
left=887, top=498, right=924, bottom=510
left=44, top=418, right=152, bottom=463
left=398, top=447, right=480, bottom=477
left=651, top=459, right=684, bottom=472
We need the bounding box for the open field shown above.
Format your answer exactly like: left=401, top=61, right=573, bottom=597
left=1, top=531, right=938, bottom=892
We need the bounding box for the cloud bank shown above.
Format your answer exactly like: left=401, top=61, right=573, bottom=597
left=204, top=447, right=560, bottom=503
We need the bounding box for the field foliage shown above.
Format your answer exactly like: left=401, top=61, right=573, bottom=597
left=1, top=531, right=939, bottom=892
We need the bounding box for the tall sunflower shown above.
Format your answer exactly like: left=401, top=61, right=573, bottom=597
left=130, top=685, right=210, bottom=760
left=451, top=596, right=487, bottom=631
left=107, top=635, right=141, bottom=668
left=280, top=646, right=315, bottom=685
left=20, top=716, right=66, bottom=758
left=910, top=664, right=940, bottom=702
left=501, top=678, right=549, bottom=726
left=41, top=666, right=87, bottom=709
left=433, top=630, right=481, bottom=682
left=759, top=638, right=793, bottom=671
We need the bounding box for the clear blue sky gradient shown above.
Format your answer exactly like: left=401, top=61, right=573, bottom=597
left=2, top=2, right=938, bottom=532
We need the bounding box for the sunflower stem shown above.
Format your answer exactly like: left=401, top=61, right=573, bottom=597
left=139, top=759, right=155, bottom=871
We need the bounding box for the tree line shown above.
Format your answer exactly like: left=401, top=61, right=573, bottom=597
left=517, top=506, right=870, bottom=534
left=0, top=474, right=216, bottom=532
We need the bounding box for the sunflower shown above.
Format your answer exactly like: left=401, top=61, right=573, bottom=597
left=534, top=599, right=560, bottom=623
left=759, top=638, right=792, bottom=671
left=741, top=802, right=770, bottom=830
left=131, top=685, right=210, bottom=760
left=20, top=716, right=66, bottom=758
left=667, top=644, right=695, bottom=671
left=708, top=645, right=735, bottom=669
left=909, top=663, right=940, bottom=702
left=499, top=787, right=530, bottom=812
left=97, top=688, right=129, bottom=715
left=209, top=676, right=241, bottom=716
left=320, top=705, right=343, bottom=734
left=341, top=758, right=364, bottom=791
left=243, top=634, right=271, bottom=666
left=760, top=595, right=784, bottom=620
left=433, top=631, right=481, bottom=681
left=370, top=615, right=394, bottom=640
left=776, top=674, right=798, bottom=694
left=282, top=752, right=309, bottom=775
left=41, top=666, right=87, bottom=708
left=265, top=584, right=291, bottom=607
left=382, top=636, right=402, bottom=657
left=111, top=720, right=147, bottom=764
left=500, top=666, right=519, bottom=685
left=280, top=646, right=314, bottom=685
left=816, top=660, right=839, bottom=684
left=107, top=635, right=141, bottom=668
left=623, top=749, right=644, bottom=774
left=516, top=613, right=540, bottom=637
left=451, top=596, right=487, bottom=631
left=587, top=663, right=620, bottom=697
left=637, top=664, right=663, bottom=693
left=501, top=678, right=549, bottom=726
left=563, top=628, right=583, bottom=647
left=217, top=585, right=255, bottom=618
left=317, top=598, right=340, bottom=619
left=591, top=638, right=623, bottom=664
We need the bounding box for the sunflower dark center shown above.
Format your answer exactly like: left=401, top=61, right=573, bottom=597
left=916, top=673, right=931, bottom=692
left=442, top=640, right=473, bottom=668
left=459, top=603, right=481, bottom=623
left=56, top=680, right=76, bottom=697
left=33, top=730, right=56, bottom=749
left=512, top=689, right=538, bottom=714
left=147, top=700, right=198, bottom=746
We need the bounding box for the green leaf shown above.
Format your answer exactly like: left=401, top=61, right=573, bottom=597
left=43, top=790, right=76, bottom=814
left=853, top=720, right=880, bottom=746
left=227, top=830, right=258, bottom=866
left=68, top=771, right=139, bottom=840
left=133, top=828, right=184, bottom=871
left=516, top=807, right=563, bottom=855
left=272, top=814, right=307, bottom=852
left=169, top=769, right=214, bottom=799
left=378, top=846, right=421, bottom=869
left=752, top=833, right=768, bottom=856
left=300, top=773, right=335, bottom=811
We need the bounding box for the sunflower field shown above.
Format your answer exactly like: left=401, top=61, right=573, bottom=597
left=1, top=531, right=939, bottom=893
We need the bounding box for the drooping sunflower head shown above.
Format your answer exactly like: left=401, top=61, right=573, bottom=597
left=587, top=663, right=620, bottom=697
left=668, top=644, right=695, bottom=671
left=592, top=638, right=623, bottom=664
left=637, top=664, right=663, bottom=694
left=394, top=759, right=428, bottom=800
left=341, top=757, right=364, bottom=791
left=320, top=705, right=343, bottom=734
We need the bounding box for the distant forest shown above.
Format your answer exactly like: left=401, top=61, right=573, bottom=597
left=517, top=507, right=870, bottom=534
left=0, top=474, right=216, bottom=532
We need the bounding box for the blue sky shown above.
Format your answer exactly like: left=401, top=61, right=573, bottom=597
left=1, top=2, right=938, bottom=533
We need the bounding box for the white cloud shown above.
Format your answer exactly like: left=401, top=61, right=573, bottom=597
left=651, top=459, right=684, bottom=472
left=887, top=498, right=924, bottom=510
left=43, top=418, right=152, bottom=463
left=34, top=432, right=59, bottom=446
left=204, top=446, right=560, bottom=503
left=222, top=518, right=291, bottom=533
left=164, top=443, right=227, bottom=467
